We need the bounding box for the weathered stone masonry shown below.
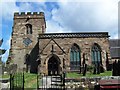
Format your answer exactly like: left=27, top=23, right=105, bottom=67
left=10, top=12, right=46, bottom=72
left=38, top=33, right=111, bottom=75
left=9, top=12, right=111, bottom=75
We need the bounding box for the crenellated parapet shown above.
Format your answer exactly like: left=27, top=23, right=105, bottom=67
left=14, top=12, right=45, bottom=19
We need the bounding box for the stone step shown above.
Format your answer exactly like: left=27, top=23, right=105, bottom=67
left=52, top=80, right=62, bottom=82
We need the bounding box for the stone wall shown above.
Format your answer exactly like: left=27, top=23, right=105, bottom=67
left=39, top=36, right=111, bottom=75
left=10, top=12, right=46, bottom=71
left=10, top=12, right=111, bottom=75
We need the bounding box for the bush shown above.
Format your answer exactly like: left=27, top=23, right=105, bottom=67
left=87, top=65, right=94, bottom=73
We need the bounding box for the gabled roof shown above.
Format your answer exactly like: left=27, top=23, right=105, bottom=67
left=38, top=32, right=109, bottom=39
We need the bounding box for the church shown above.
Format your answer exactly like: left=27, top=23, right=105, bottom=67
left=9, top=12, right=111, bottom=75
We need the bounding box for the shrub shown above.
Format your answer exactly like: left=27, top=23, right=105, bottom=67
left=87, top=65, right=94, bottom=73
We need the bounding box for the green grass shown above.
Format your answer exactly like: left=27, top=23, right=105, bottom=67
left=66, top=71, right=112, bottom=78
left=24, top=73, right=38, bottom=89
left=0, top=71, right=112, bottom=89
left=1, top=74, right=10, bottom=78
left=1, top=73, right=38, bottom=89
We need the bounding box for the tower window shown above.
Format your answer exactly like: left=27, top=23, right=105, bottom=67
left=26, top=24, right=32, bottom=34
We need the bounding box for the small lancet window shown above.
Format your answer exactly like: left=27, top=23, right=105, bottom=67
left=26, top=24, right=32, bottom=34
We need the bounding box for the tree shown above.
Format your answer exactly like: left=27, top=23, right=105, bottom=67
left=97, top=62, right=100, bottom=74
left=82, top=53, right=87, bottom=76
left=112, top=60, right=118, bottom=76
left=0, top=39, right=6, bottom=74
left=100, top=64, right=104, bottom=73
left=93, top=64, right=97, bottom=74
left=106, top=52, right=110, bottom=71
left=118, top=60, right=120, bottom=76
left=0, top=39, right=6, bottom=63
left=83, top=64, right=87, bottom=76
left=0, top=39, right=3, bottom=46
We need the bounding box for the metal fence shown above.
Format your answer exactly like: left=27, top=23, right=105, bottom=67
left=37, top=73, right=98, bottom=90
left=9, top=72, right=102, bottom=90
left=10, top=72, right=65, bottom=90
left=9, top=71, right=120, bottom=90
left=10, top=72, right=24, bottom=90
left=38, top=74, right=65, bottom=90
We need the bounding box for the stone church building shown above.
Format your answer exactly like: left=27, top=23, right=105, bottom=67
left=9, top=12, right=111, bottom=75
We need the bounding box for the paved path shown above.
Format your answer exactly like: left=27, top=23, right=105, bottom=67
left=0, top=82, right=10, bottom=90
left=39, top=76, right=52, bottom=88
left=39, top=76, right=62, bottom=89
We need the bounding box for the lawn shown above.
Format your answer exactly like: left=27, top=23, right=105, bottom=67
left=0, top=71, right=112, bottom=89
left=66, top=71, right=112, bottom=78
left=24, top=73, right=38, bottom=89
left=1, top=72, right=38, bottom=89
left=0, top=74, right=10, bottom=78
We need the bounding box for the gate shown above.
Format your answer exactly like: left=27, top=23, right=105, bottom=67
left=10, top=72, right=24, bottom=90
left=38, top=73, right=65, bottom=90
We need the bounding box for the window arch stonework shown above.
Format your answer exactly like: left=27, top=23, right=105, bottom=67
left=91, top=43, right=102, bottom=64
left=70, top=43, right=81, bottom=71
left=25, top=24, right=32, bottom=34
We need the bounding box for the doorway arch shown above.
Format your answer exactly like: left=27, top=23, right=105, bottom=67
left=48, top=55, right=60, bottom=75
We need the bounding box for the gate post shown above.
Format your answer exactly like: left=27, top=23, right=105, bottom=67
left=10, top=73, right=14, bottom=90
left=10, top=74, right=12, bottom=90
left=37, top=74, right=39, bottom=89
left=23, top=72, right=24, bottom=90
left=63, top=72, right=66, bottom=90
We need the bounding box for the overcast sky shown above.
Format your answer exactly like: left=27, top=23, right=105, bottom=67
left=0, top=0, right=119, bottom=62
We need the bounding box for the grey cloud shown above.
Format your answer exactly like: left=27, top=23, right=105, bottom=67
left=51, top=1, right=118, bottom=38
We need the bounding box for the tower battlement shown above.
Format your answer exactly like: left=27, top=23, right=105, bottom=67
left=14, top=12, right=45, bottom=19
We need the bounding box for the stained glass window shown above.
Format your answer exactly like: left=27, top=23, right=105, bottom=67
left=70, top=43, right=81, bottom=70
left=91, top=43, right=102, bottom=64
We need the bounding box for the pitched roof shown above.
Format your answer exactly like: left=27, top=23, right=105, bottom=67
left=38, top=32, right=109, bottom=39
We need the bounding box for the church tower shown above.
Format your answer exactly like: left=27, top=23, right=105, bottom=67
left=9, top=12, right=46, bottom=72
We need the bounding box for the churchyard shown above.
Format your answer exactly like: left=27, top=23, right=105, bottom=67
left=0, top=65, right=113, bottom=90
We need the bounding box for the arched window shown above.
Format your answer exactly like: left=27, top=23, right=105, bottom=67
left=70, top=43, right=81, bottom=70
left=91, top=43, right=102, bottom=64
left=26, top=24, right=32, bottom=34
